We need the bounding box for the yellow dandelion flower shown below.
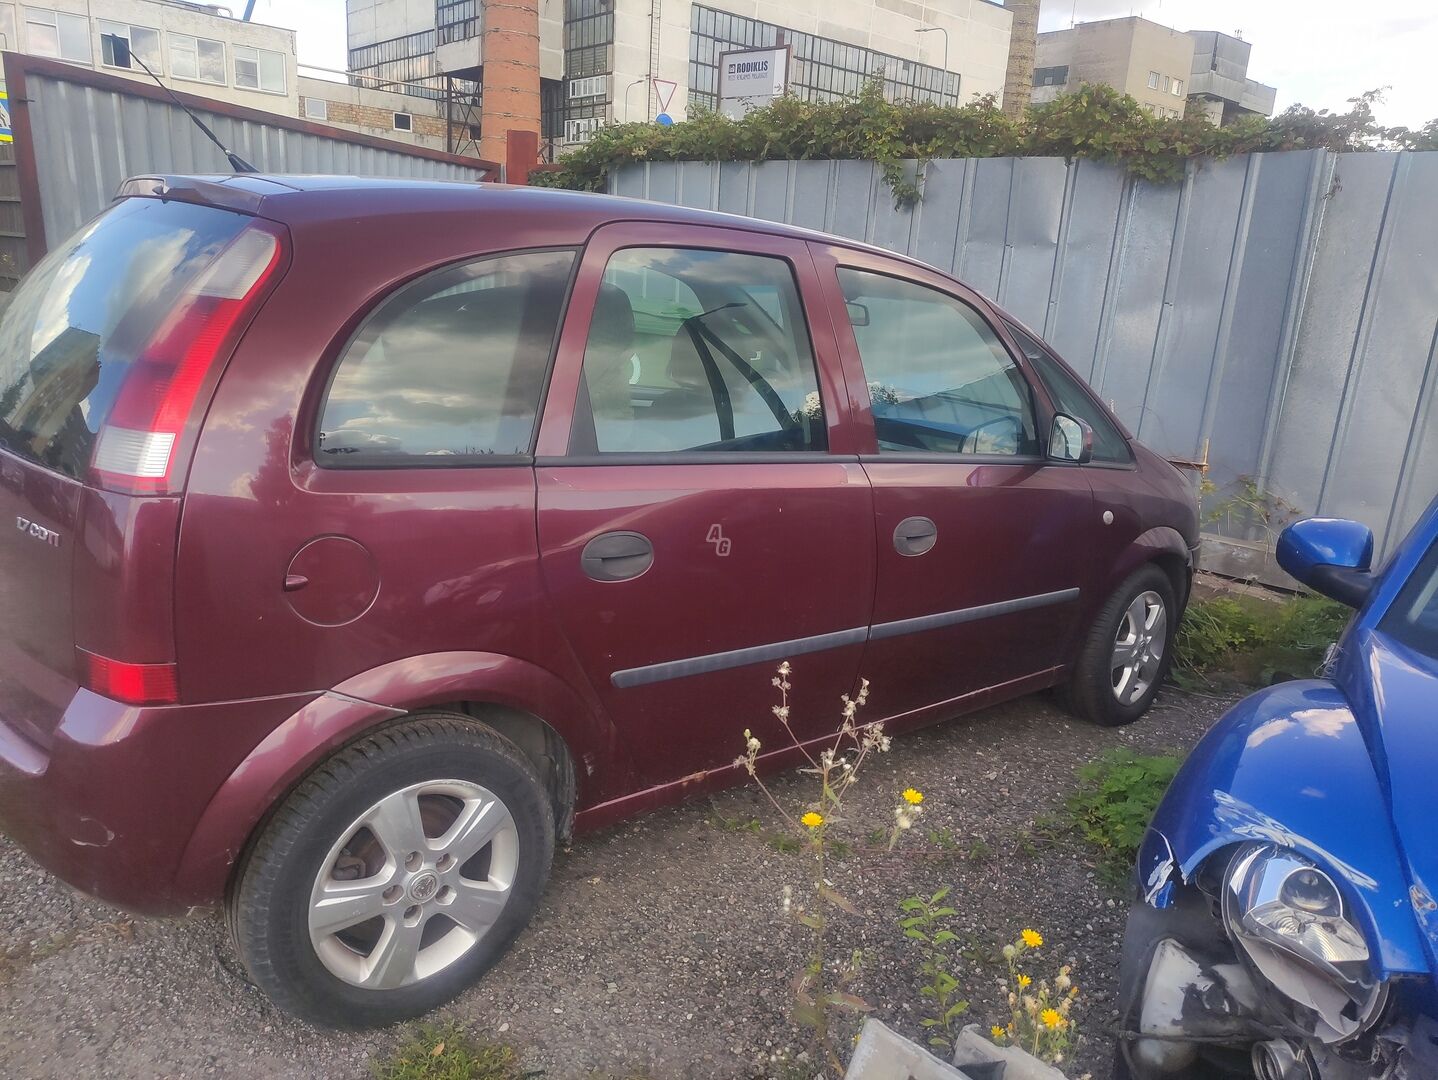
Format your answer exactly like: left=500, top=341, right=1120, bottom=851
left=1016, top=974, right=1032, bottom=988
left=990, top=1026, right=1005, bottom=1040
left=801, top=811, right=824, bottom=828
left=1021, top=928, right=1044, bottom=948
left=1041, top=1008, right=1063, bottom=1029
left=901, top=788, right=924, bottom=805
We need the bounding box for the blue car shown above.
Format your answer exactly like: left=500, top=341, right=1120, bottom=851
left=1116, top=498, right=1438, bottom=1080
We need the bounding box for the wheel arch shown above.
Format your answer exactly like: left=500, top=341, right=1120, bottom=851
left=1109, top=526, right=1194, bottom=611
left=1141, top=678, right=1429, bottom=978
left=173, top=651, right=629, bottom=906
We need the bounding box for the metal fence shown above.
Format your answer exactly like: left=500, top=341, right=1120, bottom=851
left=611, top=151, right=1438, bottom=566
left=3, top=52, right=495, bottom=277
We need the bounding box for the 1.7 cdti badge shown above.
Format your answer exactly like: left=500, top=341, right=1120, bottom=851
left=15, top=516, right=61, bottom=548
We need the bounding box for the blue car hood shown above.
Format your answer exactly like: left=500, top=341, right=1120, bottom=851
left=1341, top=628, right=1438, bottom=970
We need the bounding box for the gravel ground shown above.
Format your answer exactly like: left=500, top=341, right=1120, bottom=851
left=0, top=686, right=1237, bottom=1080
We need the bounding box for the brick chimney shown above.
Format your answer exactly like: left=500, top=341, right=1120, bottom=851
left=479, top=0, right=541, bottom=166
left=1002, top=0, right=1039, bottom=118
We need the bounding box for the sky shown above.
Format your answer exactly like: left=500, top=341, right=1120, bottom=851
left=254, top=0, right=1438, bottom=129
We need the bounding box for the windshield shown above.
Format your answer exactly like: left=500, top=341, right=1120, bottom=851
left=1379, top=538, right=1438, bottom=662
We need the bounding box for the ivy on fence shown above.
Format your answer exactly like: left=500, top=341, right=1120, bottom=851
left=530, top=84, right=1438, bottom=207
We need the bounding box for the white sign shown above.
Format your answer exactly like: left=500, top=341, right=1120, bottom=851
left=718, top=46, right=789, bottom=119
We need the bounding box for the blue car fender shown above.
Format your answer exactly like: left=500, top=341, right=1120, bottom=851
left=1140, top=679, right=1430, bottom=978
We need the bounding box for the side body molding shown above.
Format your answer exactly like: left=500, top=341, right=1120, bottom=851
left=1140, top=679, right=1429, bottom=978
left=173, top=651, right=627, bottom=904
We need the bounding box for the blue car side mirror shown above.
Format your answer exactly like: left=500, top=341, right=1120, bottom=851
left=1276, top=517, right=1375, bottom=608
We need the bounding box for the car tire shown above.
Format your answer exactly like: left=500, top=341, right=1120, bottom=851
left=229, top=712, right=555, bottom=1028
left=1067, top=564, right=1177, bottom=727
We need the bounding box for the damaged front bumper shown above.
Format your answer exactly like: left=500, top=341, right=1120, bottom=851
left=1118, top=839, right=1438, bottom=1080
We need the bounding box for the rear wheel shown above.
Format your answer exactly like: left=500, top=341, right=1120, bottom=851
left=229, top=713, right=554, bottom=1027
left=1068, top=565, right=1177, bottom=726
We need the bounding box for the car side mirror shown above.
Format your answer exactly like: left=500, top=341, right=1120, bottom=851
left=1276, top=517, right=1375, bottom=608
left=845, top=301, right=870, bottom=327
left=1049, top=413, right=1093, bottom=464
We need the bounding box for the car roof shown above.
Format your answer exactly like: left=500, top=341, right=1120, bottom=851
left=125, top=173, right=931, bottom=274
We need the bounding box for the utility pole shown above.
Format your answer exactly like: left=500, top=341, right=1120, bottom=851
left=1002, top=0, right=1040, bottom=118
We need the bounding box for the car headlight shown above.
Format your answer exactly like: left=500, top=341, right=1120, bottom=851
left=1222, top=845, right=1387, bottom=1043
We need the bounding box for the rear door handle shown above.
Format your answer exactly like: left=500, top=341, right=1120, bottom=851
left=893, top=516, right=938, bottom=556
left=581, top=531, right=654, bottom=582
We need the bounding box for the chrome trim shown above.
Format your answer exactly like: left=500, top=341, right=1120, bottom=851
left=868, top=587, right=1080, bottom=641
left=611, top=626, right=868, bottom=689
left=609, top=587, right=1080, bottom=688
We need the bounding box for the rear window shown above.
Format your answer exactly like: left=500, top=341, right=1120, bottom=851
left=0, top=199, right=250, bottom=481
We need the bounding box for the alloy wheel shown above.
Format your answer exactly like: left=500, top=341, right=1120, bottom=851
left=307, top=779, right=519, bottom=989
left=1111, top=590, right=1167, bottom=706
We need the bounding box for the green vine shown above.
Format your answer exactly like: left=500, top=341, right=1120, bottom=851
left=530, top=84, right=1438, bottom=207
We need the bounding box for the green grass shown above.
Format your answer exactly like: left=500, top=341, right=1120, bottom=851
left=1174, top=592, right=1350, bottom=686
left=1066, top=749, right=1182, bottom=884
left=372, top=1024, right=524, bottom=1080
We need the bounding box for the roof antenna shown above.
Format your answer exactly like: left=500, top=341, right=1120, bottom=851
left=102, top=34, right=258, bottom=173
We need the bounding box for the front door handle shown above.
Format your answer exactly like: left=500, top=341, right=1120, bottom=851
left=893, top=516, right=938, bottom=557
left=581, top=531, right=654, bottom=582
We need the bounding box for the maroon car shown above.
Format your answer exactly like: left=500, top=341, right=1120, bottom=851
left=0, top=175, right=1196, bottom=1026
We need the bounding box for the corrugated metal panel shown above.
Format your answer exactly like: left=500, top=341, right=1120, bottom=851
left=611, top=150, right=1438, bottom=558
left=25, top=71, right=486, bottom=246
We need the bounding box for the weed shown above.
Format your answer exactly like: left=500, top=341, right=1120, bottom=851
left=1175, top=593, right=1349, bottom=685
left=966, top=839, right=994, bottom=865
left=1066, top=750, right=1181, bottom=882
left=373, top=1024, right=521, bottom=1080
left=989, top=930, right=1079, bottom=1064
left=897, top=887, right=968, bottom=1049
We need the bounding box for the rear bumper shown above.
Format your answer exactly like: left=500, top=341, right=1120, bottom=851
left=0, top=687, right=314, bottom=914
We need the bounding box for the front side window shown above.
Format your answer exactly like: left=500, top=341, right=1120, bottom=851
left=98, top=20, right=161, bottom=72
left=317, top=249, right=575, bottom=465
left=576, top=247, right=826, bottom=454
left=1380, top=539, right=1438, bottom=662
left=234, top=44, right=285, bottom=93
left=171, top=32, right=226, bottom=85
left=838, top=268, right=1037, bottom=457
left=1004, top=321, right=1132, bottom=464
left=25, top=6, right=90, bottom=63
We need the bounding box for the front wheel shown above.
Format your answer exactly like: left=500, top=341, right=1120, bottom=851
left=1067, top=565, right=1178, bottom=727
left=229, top=713, right=555, bottom=1027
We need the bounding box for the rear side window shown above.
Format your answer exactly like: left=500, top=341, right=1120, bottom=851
left=317, top=249, right=575, bottom=465
left=0, top=199, right=250, bottom=481
left=1004, top=322, right=1132, bottom=464
left=838, top=268, right=1038, bottom=457
left=573, top=247, right=826, bottom=454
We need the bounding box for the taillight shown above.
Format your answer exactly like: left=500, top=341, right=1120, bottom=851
left=78, top=649, right=180, bottom=706
left=90, top=223, right=285, bottom=495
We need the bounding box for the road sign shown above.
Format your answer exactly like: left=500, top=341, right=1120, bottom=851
left=652, top=78, right=678, bottom=115
left=656, top=112, right=673, bottom=126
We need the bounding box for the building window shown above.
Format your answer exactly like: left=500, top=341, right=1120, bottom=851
left=1162, top=75, right=1172, bottom=93
left=689, top=4, right=957, bottom=114
left=1033, top=65, right=1067, bottom=88
left=170, top=33, right=226, bottom=85
left=24, top=7, right=91, bottom=64
left=1146, top=70, right=1160, bottom=89
left=303, top=97, right=327, bottom=120
left=1172, top=78, right=1184, bottom=97
left=348, top=28, right=446, bottom=100
left=559, top=0, right=613, bottom=139
left=234, top=44, right=285, bottom=94
left=437, top=0, right=478, bottom=45
left=393, top=111, right=412, bottom=131
left=0, top=6, right=16, bottom=52
left=99, top=20, right=161, bottom=72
